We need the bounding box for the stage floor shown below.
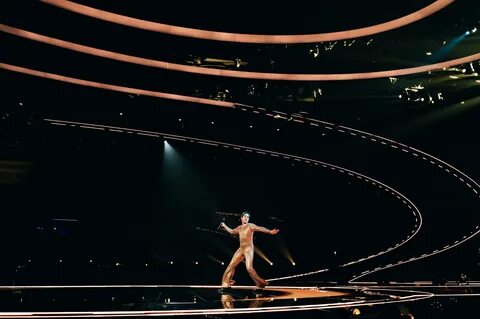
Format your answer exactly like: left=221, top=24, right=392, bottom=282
left=0, top=283, right=477, bottom=318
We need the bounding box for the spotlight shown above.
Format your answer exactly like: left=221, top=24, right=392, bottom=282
left=472, top=27, right=477, bottom=33
left=465, top=31, right=470, bottom=35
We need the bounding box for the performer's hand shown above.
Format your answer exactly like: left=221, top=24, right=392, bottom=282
left=270, top=228, right=280, bottom=235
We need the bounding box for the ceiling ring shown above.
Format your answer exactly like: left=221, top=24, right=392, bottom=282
left=0, top=63, right=233, bottom=108
left=41, top=0, right=453, bottom=44
left=2, top=24, right=479, bottom=81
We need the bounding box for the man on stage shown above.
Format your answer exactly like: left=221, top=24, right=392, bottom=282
left=220, top=211, right=279, bottom=288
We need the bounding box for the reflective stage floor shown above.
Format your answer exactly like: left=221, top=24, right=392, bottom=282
left=0, top=283, right=477, bottom=318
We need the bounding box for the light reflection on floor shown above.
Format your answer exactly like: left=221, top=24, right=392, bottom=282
left=0, top=284, right=439, bottom=317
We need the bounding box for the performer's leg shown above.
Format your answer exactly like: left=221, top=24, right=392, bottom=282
left=221, top=248, right=244, bottom=287
left=244, top=246, right=268, bottom=288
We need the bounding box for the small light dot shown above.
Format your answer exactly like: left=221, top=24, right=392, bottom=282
left=211, top=121, right=215, bottom=125
left=119, top=112, right=123, bottom=116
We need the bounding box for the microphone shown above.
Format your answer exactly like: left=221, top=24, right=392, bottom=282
left=217, top=218, right=225, bottom=230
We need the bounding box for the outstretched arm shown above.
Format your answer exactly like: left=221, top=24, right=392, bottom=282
left=220, top=222, right=239, bottom=235
left=252, top=224, right=280, bottom=235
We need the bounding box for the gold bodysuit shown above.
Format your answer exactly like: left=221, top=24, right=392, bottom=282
left=221, top=223, right=271, bottom=288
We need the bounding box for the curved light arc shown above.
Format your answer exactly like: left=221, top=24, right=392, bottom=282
left=41, top=0, right=453, bottom=44
left=2, top=23, right=480, bottom=81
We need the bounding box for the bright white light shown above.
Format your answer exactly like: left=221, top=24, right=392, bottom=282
left=472, top=27, right=477, bottom=33
left=164, top=140, right=173, bottom=152
left=426, top=52, right=432, bottom=56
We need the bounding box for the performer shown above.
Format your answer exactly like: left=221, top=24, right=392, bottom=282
left=220, top=211, right=279, bottom=288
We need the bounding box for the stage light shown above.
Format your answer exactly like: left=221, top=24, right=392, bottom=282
left=472, top=27, right=477, bottom=33
left=145, top=263, right=148, bottom=267
left=269, top=262, right=273, bottom=266
left=119, top=112, right=123, bottom=116
left=195, top=261, right=199, bottom=265
left=292, top=261, right=296, bottom=266
left=254, top=247, right=273, bottom=265
left=170, top=261, right=174, bottom=265
left=466, top=31, right=470, bottom=35
left=352, top=308, right=361, bottom=315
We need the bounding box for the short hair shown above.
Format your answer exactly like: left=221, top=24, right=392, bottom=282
left=241, top=211, right=251, bottom=218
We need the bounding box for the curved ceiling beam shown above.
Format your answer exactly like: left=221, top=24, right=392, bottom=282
left=41, top=0, right=453, bottom=44
left=2, top=24, right=480, bottom=81
left=0, top=63, right=233, bottom=108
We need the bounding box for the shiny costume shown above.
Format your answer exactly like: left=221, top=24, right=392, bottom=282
left=221, top=223, right=273, bottom=288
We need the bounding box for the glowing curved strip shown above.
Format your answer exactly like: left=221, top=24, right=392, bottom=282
left=41, top=0, right=453, bottom=44
left=349, top=225, right=480, bottom=282
left=44, top=118, right=422, bottom=282
left=0, top=288, right=432, bottom=317
left=0, top=63, right=233, bottom=108
left=3, top=24, right=480, bottom=81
